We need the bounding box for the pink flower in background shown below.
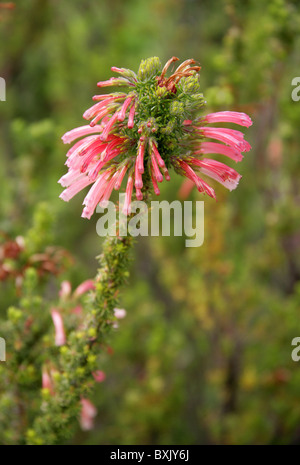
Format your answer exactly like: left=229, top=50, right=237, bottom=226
left=51, top=309, right=66, bottom=346
left=74, top=279, right=95, bottom=297
left=58, top=278, right=95, bottom=303
left=80, top=398, right=97, bottom=431
left=112, top=307, right=127, bottom=329
left=59, top=57, right=252, bottom=218
left=59, top=280, right=72, bottom=299
left=178, top=178, right=195, bottom=200
left=92, top=370, right=106, bottom=383
left=52, top=279, right=95, bottom=346
left=42, top=367, right=54, bottom=395
left=114, top=308, right=126, bottom=319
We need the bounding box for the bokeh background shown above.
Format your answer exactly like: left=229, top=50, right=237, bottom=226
left=1, top=0, right=300, bottom=445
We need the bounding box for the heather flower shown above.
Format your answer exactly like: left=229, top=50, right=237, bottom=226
left=92, top=370, right=106, bottom=383
left=51, top=309, right=66, bottom=346
left=59, top=57, right=252, bottom=218
left=58, top=279, right=95, bottom=300
left=114, top=308, right=126, bottom=319
left=59, top=280, right=72, bottom=299
left=73, top=279, right=95, bottom=297
left=112, top=307, right=127, bottom=329
left=42, top=367, right=54, bottom=394
left=79, top=398, right=97, bottom=431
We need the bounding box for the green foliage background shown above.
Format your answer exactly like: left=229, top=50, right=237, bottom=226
left=1, top=0, right=300, bottom=445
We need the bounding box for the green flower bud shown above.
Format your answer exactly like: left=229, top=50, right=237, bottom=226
left=138, top=57, right=161, bottom=81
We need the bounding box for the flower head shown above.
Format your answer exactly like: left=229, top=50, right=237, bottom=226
left=59, top=57, right=252, bottom=218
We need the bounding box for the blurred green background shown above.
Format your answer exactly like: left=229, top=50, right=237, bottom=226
left=1, top=0, right=300, bottom=445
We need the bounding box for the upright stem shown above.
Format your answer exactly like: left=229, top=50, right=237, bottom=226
left=26, top=233, right=133, bottom=445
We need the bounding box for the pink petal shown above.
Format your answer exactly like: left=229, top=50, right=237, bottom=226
left=203, top=111, right=252, bottom=128
left=195, top=141, right=243, bottom=162
left=127, top=101, right=136, bottom=128
left=59, top=280, right=72, bottom=299
left=51, top=309, right=66, bottom=346
left=123, top=175, right=134, bottom=215
left=42, top=368, right=53, bottom=393
left=178, top=160, right=216, bottom=198
left=118, top=96, right=134, bottom=121
left=114, top=165, right=129, bottom=190
left=92, top=370, right=106, bottom=383
left=150, top=153, right=163, bottom=183
left=74, top=279, right=95, bottom=297
left=114, top=308, right=126, bottom=319
left=80, top=398, right=97, bottom=431
left=59, top=176, right=94, bottom=202
left=151, top=140, right=165, bottom=168
left=200, top=127, right=251, bottom=152
left=62, top=125, right=102, bottom=144
left=100, top=111, right=120, bottom=141
left=195, top=158, right=242, bottom=191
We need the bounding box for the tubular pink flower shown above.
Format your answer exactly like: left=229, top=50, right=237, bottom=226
left=151, top=140, right=165, bottom=168
left=202, top=111, right=252, bottom=128
left=92, top=92, right=127, bottom=101
left=81, top=172, right=112, bottom=219
left=194, top=141, right=244, bottom=162
left=118, top=96, right=134, bottom=121
left=137, top=141, right=146, bottom=173
left=161, top=165, right=171, bottom=181
left=127, top=101, right=136, bottom=128
left=51, top=309, right=66, bottom=346
left=97, top=77, right=134, bottom=88
left=99, top=171, right=121, bottom=205
left=58, top=170, right=86, bottom=188
left=114, top=308, right=126, bottom=319
left=83, top=100, right=110, bottom=122
left=100, top=111, right=120, bottom=141
left=89, top=105, right=118, bottom=128
left=191, top=158, right=242, bottom=191
left=114, top=164, right=128, bottom=191
left=178, top=178, right=195, bottom=199
left=65, top=136, right=98, bottom=159
left=135, top=158, right=143, bottom=189
left=42, top=368, right=54, bottom=394
left=59, top=280, right=72, bottom=299
left=59, top=176, right=94, bottom=202
left=62, top=125, right=102, bottom=144
left=65, top=136, right=102, bottom=168
left=178, top=160, right=216, bottom=198
left=92, top=370, right=106, bottom=383
left=150, top=166, right=161, bottom=195
left=199, top=127, right=251, bottom=152
left=123, top=175, right=134, bottom=215
left=80, top=398, right=97, bottom=431
left=151, top=153, right=163, bottom=183
left=136, top=188, right=143, bottom=200
left=74, top=279, right=95, bottom=297
left=79, top=143, right=106, bottom=174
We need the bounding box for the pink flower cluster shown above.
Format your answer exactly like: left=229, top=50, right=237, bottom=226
left=59, top=58, right=252, bottom=218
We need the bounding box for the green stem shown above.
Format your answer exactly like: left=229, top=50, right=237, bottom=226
left=26, top=233, right=134, bottom=445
